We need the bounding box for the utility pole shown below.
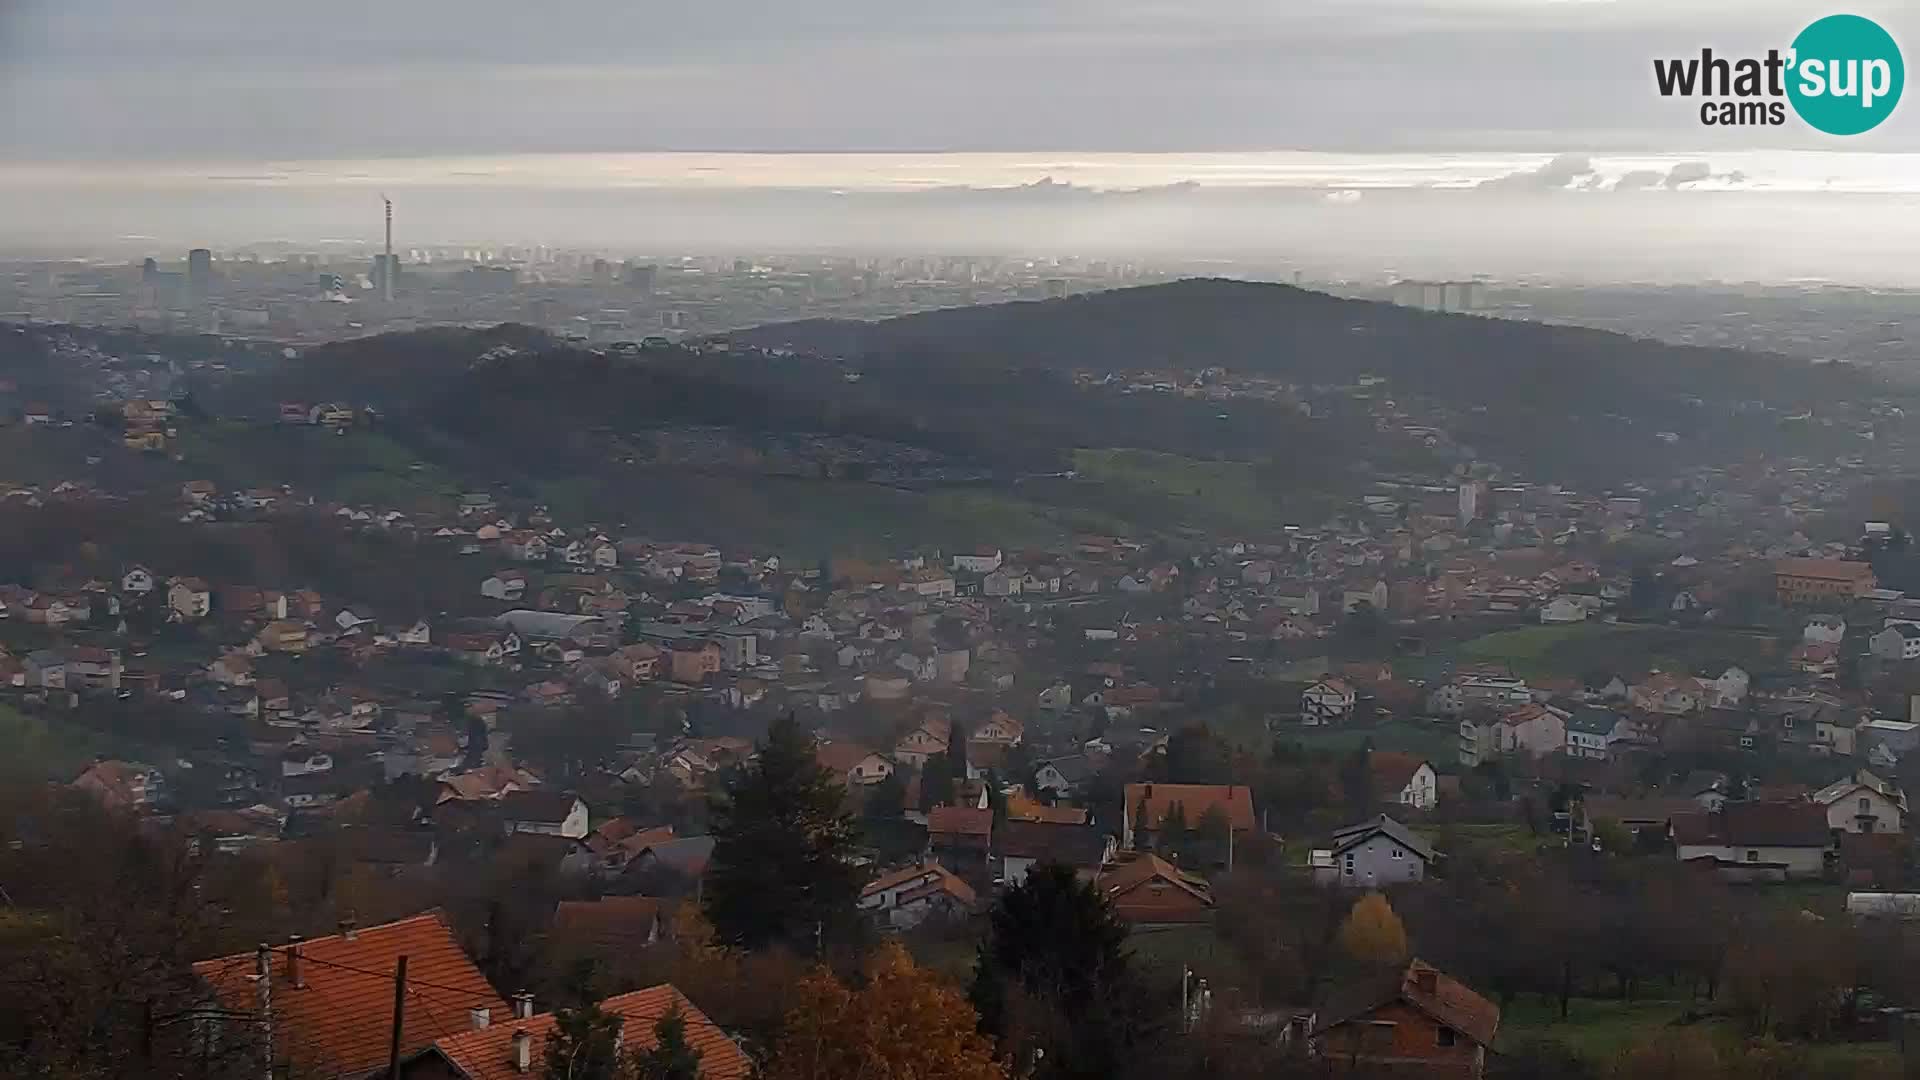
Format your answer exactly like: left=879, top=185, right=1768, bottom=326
left=387, top=955, right=409, bottom=1080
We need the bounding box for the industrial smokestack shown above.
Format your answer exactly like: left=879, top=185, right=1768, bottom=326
left=382, top=197, right=394, bottom=302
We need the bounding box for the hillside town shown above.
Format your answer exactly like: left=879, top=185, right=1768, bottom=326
left=12, top=367, right=1920, bottom=1075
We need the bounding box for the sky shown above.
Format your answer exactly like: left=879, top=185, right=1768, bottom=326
left=4, top=0, right=1920, bottom=279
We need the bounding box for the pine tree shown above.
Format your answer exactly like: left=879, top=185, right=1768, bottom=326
left=1160, top=801, right=1191, bottom=861
left=543, top=1001, right=626, bottom=1080
left=970, top=863, right=1154, bottom=1080
left=704, top=713, right=861, bottom=953
left=631, top=1004, right=703, bottom=1080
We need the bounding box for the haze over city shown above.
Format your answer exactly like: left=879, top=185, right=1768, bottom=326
left=5, top=0, right=1920, bottom=281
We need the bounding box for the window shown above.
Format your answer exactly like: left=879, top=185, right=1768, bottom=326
left=1746, top=850, right=1759, bottom=862
left=1344, top=853, right=1355, bottom=875
left=1860, top=797, right=1873, bottom=813
left=1437, top=1026, right=1458, bottom=1047
left=1391, top=847, right=1403, bottom=859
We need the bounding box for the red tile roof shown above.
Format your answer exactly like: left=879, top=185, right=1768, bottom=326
left=429, top=985, right=750, bottom=1080
left=927, top=804, right=993, bottom=838
left=1122, top=783, right=1257, bottom=832
left=193, top=911, right=506, bottom=1079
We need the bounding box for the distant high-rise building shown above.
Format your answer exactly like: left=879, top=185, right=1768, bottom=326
left=592, top=259, right=613, bottom=287
left=186, top=248, right=212, bottom=298
left=626, top=262, right=657, bottom=294
left=1043, top=278, right=1069, bottom=299
left=1391, top=279, right=1483, bottom=314
left=141, top=258, right=158, bottom=284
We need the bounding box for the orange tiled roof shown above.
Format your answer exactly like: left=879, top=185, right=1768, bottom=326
left=1122, top=783, right=1256, bottom=832
left=192, top=911, right=506, bottom=1079
left=429, top=985, right=750, bottom=1080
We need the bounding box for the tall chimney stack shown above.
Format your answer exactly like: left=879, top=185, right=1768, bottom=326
left=287, top=934, right=304, bottom=988
left=382, top=197, right=395, bottom=302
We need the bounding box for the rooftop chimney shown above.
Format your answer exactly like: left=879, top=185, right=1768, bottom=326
left=513, top=991, right=535, bottom=1020
left=469, top=1007, right=491, bottom=1030
left=338, top=917, right=358, bottom=941
left=1412, top=966, right=1437, bottom=996
left=287, top=934, right=304, bottom=988
left=512, top=1029, right=532, bottom=1073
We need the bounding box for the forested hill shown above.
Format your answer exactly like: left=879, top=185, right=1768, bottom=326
left=733, top=277, right=1870, bottom=418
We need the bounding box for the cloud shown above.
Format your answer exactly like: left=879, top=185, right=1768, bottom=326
left=1663, top=161, right=1712, bottom=188
left=1474, top=153, right=1595, bottom=192
left=1324, top=189, right=1363, bottom=204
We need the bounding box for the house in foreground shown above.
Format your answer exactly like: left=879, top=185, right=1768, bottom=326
left=407, top=984, right=750, bottom=1079
left=195, top=913, right=508, bottom=1080
left=1309, top=959, right=1501, bottom=1079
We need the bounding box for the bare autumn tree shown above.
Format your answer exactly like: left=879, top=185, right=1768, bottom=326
left=0, top=787, right=274, bottom=1079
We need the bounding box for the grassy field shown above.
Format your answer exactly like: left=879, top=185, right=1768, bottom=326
left=1497, top=996, right=1693, bottom=1062
left=1496, top=995, right=1902, bottom=1072
left=1071, top=448, right=1299, bottom=535
left=1456, top=623, right=1782, bottom=681
left=0, top=705, right=109, bottom=784
left=1279, top=719, right=1464, bottom=766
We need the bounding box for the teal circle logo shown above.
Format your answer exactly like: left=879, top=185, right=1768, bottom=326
left=1788, top=14, right=1904, bottom=135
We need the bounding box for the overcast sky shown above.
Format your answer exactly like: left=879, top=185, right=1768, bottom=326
left=3, top=0, right=1918, bottom=159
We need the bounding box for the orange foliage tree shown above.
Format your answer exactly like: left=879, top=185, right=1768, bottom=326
left=763, top=942, right=1006, bottom=1080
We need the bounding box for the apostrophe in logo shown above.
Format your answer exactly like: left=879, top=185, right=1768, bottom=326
left=1653, top=14, right=1903, bottom=134
left=1787, top=15, right=1903, bottom=135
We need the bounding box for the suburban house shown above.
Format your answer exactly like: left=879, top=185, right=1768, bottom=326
left=951, top=547, right=1004, bottom=573
left=1033, top=755, right=1094, bottom=798
left=1580, top=797, right=1697, bottom=847
left=1459, top=703, right=1567, bottom=767
left=1812, top=770, right=1906, bottom=835
left=1567, top=708, right=1624, bottom=760
left=167, top=577, right=211, bottom=620
left=1629, top=674, right=1705, bottom=715
left=195, top=912, right=509, bottom=1080
left=1671, top=801, right=1834, bottom=881
left=73, top=760, right=165, bottom=812
left=1096, top=852, right=1215, bottom=925
left=121, top=566, right=155, bottom=594
left=548, top=896, right=668, bottom=952
left=857, top=862, right=979, bottom=929
left=927, top=804, right=993, bottom=872
left=1310, top=960, right=1501, bottom=1080
left=816, top=742, right=895, bottom=787
left=1302, top=678, right=1357, bottom=725
left=500, top=791, right=589, bottom=839
left=996, top=820, right=1114, bottom=887
left=1871, top=624, right=1920, bottom=662
left=1370, top=752, right=1439, bottom=811
left=407, top=984, right=751, bottom=1080
left=1775, top=557, right=1877, bottom=606
left=1310, top=815, right=1438, bottom=888
left=892, top=717, right=951, bottom=767
left=1121, top=782, right=1257, bottom=851
left=1539, top=595, right=1590, bottom=624
left=1804, top=615, right=1848, bottom=644
left=480, top=571, right=527, bottom=602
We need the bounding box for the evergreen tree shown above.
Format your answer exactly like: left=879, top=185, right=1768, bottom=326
left=1193, top=805, right=1233, bottom=868
left=631, top=1004, right=703, bottom=1080
left=970, top=862, right=1156, bottom=1080
left=543, top=1001, right=626, bottom=1080
left=705, top=713, right=861, bottom=953
left=1160, top=802, right=1191, bottom=861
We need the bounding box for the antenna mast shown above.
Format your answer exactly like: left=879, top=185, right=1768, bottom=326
left=382, top=195, right=394, bottom=302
